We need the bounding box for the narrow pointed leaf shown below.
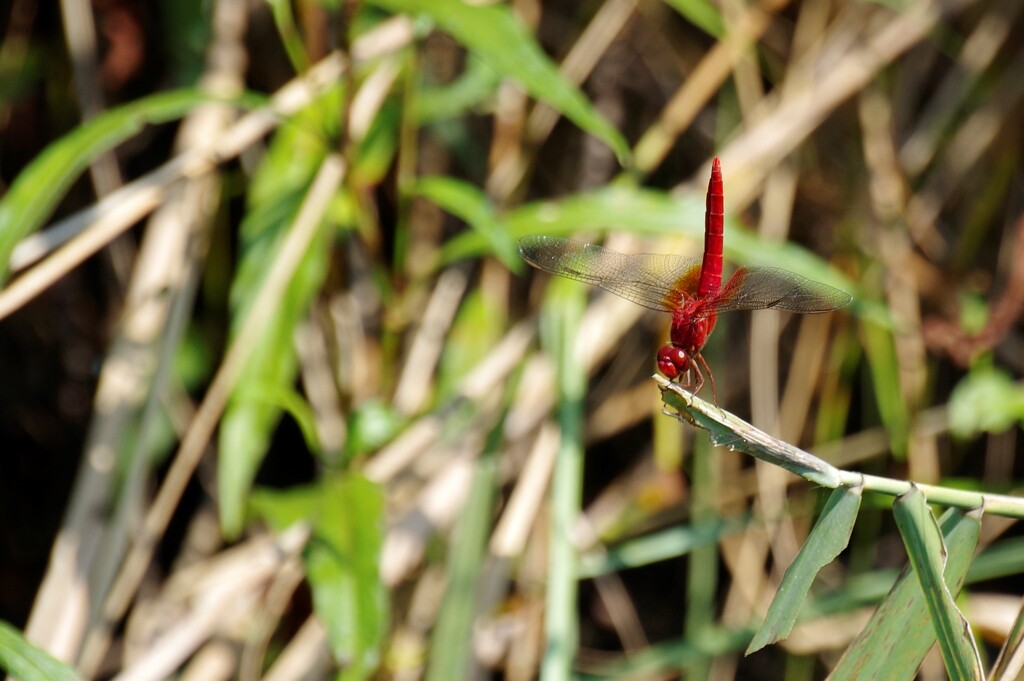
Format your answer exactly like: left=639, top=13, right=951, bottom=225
left=0, top=621, right=79, bottom=681
left=830, top=507, right=982, bottom=681
left=0, top=90, right=220, bottom=279
left=989, top=598, right=1024, bottom=680
left=747, top=484, right=862, bottom=654
left=443, top=185, right=861, bottom=301
left=413, top=176, right=519, bottom=272
left=366, top=0, right=630, bottom=165
left=425, top=417, right=503, bottom=681
left=218, top=90, right=341, bottom=538
left=892, top=486, right=984, bottom=680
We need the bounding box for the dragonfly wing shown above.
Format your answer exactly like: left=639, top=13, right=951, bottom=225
left=711, top=266, right=852, bottom=314
left=518, top=236, right=701, bottom=313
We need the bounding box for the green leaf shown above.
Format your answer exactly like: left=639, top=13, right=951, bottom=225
left=989, top=595, right=1024, bottom=680
left=578, top=626, right=751, bottom=680
left=351, top=97, right=401, bottom=186
left=443, top=184, right=863, bottom=301
left=413, top=176, right=520, bottom=272
left=860, top=318, right=910, bottom=458
left=307, top=475, right=388, bottom=678
left=0, top=89, right=222, bottom=280
left=0, top=620, right=80, bottom=681
left=419, top=56, right=501, bottom=123
left=829, top=507, right=982, bottom=681
left=365, top=0, right=631, bottom=166
left=538, top=276, right=587, bottom=680
left=892, top=486, right=983, bottom=680
left=747, top=485, right=863, bottom=654
left=265, top=0, right=311, bottom=72
left=346, top=399, right=404, bottom=460
left=578, top=515, right=750, bottom=578
left=251, top=474, right=388, bottom=678
left=661, top=0, right=724, bottom=37
left=436, top=287, right=507, bottom=401
left=658, top=382, right=843, bottom=488
left=949, top=366, right=1024, bottom=437
left=218, top=90, right=340, bottom=538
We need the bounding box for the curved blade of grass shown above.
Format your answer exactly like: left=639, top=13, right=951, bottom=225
left=419, top=56, right=501, bottom=123
left=413, top=176, right=520, bottom=272
left=829, top=507, right=982, bottom=681
left=0, top=89, right=228, bottom=280
left=366, top=0, right=630, bottom=166
left=443, top=185, right=703, bottom=261
left=578, top=514, right=750, bottom=578
left=265, top=0, right=310, bottom=72
left=579, top=625, right=752, bottom=680
left=661, top=0, right=724, bottom=37
left=747, top=484, right=863, bottom=654
left=892, top=486, right=984, bottom=680
left=0, top=620, right=79, bottom=681
left=443, top=185, right=867, bottom=307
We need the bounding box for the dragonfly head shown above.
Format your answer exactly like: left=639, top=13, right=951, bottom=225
left=657, top=344, right=690, bottom=379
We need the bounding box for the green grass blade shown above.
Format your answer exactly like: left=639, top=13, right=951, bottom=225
left=860, top=319, right=910, bottom=459
left=0, top=620, right=79, bottom=681
left=539, top=277, right=586, bottom=681
left=424, top=417, right=502, bottom=681
left=444, top=185, right=865, bottom=305
left=661, top=0, right=724, bottom=37
left=578, top=514, right=750, bottom=578
left=892, top=486, right=984, bottom=680
left=419, top=56, right=501, bottom=123
left=829, top=507, right=982, bottom=680
left=579, top=626, right=752, bottom=680
left=413, top=176, right=520, bottom=272
left=747, top=484, right=863, bottom=654
left=0, top=89, right=218, bottom=280
left=989, top=597, right=1024, bottom=680
left=366, top=0, right=630, bottom=166
left=265, top=0, right=310, bottom=73
left=684, top=434, right=718, bottom=678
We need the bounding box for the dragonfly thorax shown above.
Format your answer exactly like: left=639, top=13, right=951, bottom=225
left=669, top=309, right=717, bottom=355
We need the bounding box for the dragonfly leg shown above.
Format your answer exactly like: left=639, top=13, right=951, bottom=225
left=695, top=353, right=718, bottom=404
left=691, top=366, right=704, bottom=395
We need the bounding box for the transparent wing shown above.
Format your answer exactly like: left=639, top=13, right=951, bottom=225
left=518, top=235, right=700, bottom=313
left=711, top=266, right=852, bottom=314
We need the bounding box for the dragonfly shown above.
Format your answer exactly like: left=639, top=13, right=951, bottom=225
left=518, top=157, right=852, bottom=400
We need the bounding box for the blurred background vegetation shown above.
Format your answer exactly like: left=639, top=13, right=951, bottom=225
left=1, top=0, right=1023, bottom=678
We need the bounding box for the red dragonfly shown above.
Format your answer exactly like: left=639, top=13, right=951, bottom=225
left=518, top=157, right=851, bottom=400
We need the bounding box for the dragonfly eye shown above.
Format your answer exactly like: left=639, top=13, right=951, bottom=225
left=657, top=345, right=689, bottom=379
